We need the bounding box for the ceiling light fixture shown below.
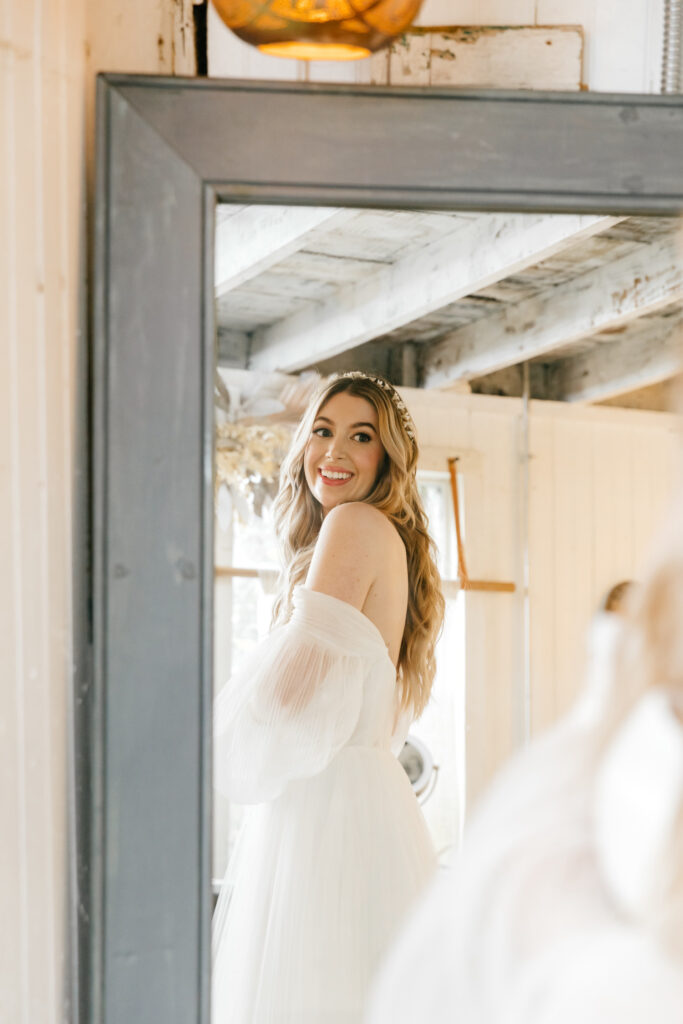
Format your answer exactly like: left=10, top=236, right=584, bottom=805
left=212, top=0, right=424, bottom=61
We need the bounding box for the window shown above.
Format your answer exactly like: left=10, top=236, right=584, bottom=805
left=415, top=473, right=467, bottom=865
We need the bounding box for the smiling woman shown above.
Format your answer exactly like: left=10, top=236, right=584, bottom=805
left=211, top=370, right=444, bottom=1021
left=305, top=391, right=385, bottom=510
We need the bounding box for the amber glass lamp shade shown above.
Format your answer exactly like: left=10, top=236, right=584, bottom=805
left=212, top=0, right=424, bottom=61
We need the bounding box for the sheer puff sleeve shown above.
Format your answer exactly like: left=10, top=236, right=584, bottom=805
left=213, top=585, right=386, bottom=804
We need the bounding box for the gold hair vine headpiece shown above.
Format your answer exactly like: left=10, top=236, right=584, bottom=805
left=337, top=371, right=416, bottom=441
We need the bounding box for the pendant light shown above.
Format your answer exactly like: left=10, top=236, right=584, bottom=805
left=212, top=0, right=425, bottom=61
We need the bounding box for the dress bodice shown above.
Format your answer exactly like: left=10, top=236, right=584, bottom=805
left=291, top=585, right=402, bottom=751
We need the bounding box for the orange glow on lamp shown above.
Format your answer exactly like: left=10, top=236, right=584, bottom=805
left=211, top=0, right=425, bottom=61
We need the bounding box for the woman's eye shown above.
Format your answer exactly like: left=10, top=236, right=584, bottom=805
left=313, top=427, right=331, bottom=437
left=353, top=432, right=371, bottom=443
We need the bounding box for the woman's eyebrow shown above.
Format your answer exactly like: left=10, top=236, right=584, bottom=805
left=314, top=415, right=377, bottom=432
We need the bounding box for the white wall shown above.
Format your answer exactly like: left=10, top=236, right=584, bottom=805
left=1, top=0, right=677, bottom=1019
left=0, top=2, right=194, bottom=1022
left=209, top=0, right=665, bottom=93
left=1, top=3, right=86, bottom=1020
left=403, top=388, right=680, bottom=804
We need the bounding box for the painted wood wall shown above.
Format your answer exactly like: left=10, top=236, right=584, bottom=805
left=0, top=2, right=195, bottom=1022
left=209, top=0, right=665, bottom=93
left=1, top=2, right=677, bottom=1021
left=1, top=3, right=85, bottom=1020
left=403, top=389, right=681, bottom=806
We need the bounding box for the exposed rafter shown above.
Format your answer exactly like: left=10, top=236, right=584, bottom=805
left=546, top=315, right=683, bottom=403
left=248, top=214, right=621, bottom=373
left=214, top=206, right=354, bottom=297
left=423, top=234, right=682, bottom=388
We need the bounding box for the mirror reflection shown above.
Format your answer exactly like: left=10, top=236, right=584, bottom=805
left=210, top=203, right=682, bottom=1022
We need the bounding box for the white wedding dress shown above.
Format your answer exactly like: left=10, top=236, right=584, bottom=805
left=212, top=584, right=436, bottom=1024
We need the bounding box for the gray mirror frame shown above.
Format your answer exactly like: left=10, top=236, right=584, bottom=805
left=90, top=74, right=683, bottom=1024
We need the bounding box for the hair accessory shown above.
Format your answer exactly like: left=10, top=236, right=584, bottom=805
left=337, top=371, right=416, bottom=441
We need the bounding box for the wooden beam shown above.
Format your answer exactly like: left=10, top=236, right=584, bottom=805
left=423, top=234, right=681, bottom=389
left=368, top=26, right=584, bottom=92
left=547, top=315, right=683, bottom=403
left=249, top=214, right=619, bottom=374
left=214, top=206, right=353, bottom=297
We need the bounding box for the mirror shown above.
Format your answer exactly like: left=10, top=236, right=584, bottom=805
left=90, top=77, right=683, bottom=1024
left=209, top=200, right=682, bottom=1019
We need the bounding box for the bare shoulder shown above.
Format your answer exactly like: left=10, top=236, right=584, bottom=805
left=324, top=500, right=388, bottom=531
left=324, top=502, right=402, bottom=552
left=306, top=502, right=400, bottom=609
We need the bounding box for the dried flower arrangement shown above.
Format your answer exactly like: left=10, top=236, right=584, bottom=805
left=214, top=369, right=319, bottom=526
left=215, top=420, right=293, bottom=525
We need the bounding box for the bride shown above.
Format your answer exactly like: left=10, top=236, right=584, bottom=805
left=212, top=371, right=445, bottom=1023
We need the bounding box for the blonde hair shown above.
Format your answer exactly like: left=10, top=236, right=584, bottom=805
left=271, top=373, right=445, bottom=717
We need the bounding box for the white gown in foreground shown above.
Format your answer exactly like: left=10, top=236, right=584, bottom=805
left=212, top=585, right=436, bottom=1024
left=367, top=614, right=683, bottom=1023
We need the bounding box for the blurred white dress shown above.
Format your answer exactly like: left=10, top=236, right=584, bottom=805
left=367, top=613, right=683, bottom=1024
left=212, top=584, right=436, bottom=1024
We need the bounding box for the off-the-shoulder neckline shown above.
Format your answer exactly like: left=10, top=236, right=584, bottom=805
left=295, top=585, right=397, bottom=671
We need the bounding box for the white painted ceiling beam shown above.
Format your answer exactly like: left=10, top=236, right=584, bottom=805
left=214, top=206, right=354, bottom=296
left=248, top=214, right=621, bottom=373
left=423, top=235, right=682, bottom=388
left=546, top=317, right=683, bottom=403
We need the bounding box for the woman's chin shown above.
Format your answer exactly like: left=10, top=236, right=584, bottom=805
left=318, top=490, right=351, bottom=514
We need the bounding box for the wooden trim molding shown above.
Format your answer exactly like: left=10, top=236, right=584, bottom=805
left=91, top=75, right=683, bottom=1024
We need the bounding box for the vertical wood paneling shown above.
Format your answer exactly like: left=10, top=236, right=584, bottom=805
left=464, top=410, right=521, bottom=803
left=528, top=411, right=556, bottom=735
left=0, top=0, right=83, bottom=1020
left=41, top=0, right=72, bottom=1015
left=7, top=4, right=41, bottom=1020
left=631, top=421, right=680, bottom=564
left=0, top=6, right=23, bottom=1021
left=527, top=404, right=679, bottom=736
left=0, top=13, right=25, bottom=1009
left=2, top=1, right=196, bottom=1022
left=551, top=418, right=596, bottom=718
left=414, top=0, right=537, bottom=24
left=408, top=392, right=679, bottom=791
left=407, top=392, right=526, bottom=806
left=592, top=423, right=635, bottom=595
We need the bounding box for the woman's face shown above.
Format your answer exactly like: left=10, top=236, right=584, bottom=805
left=304, top=391, right=386, bottom=515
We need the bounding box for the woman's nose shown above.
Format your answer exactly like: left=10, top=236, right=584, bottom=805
left=325, top=435, right=347, bottom=460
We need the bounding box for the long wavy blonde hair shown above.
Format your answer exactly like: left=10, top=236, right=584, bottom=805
left=271, top=373, right=445, bottom=717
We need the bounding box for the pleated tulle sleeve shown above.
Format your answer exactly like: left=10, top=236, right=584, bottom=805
left=213, top=585, right=386, bottom=804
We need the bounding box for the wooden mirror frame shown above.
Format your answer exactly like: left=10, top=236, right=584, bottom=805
left=90, top=74, right=683, bottom=1024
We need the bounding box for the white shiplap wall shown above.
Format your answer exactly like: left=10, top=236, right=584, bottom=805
left=403, top=389, right=681, bottom=805
left=0, top=1, right=195, bottom=1022
left=528, top=401, right=681, bottom=734
left=1, top=2, right=86, bottom=1020
left=209, top=0, right=665, bottom=93
left=1, top=1, right=677, bottom=1019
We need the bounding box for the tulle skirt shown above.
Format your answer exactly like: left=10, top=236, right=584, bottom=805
left=212, top=746, right=436, bottom=1023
